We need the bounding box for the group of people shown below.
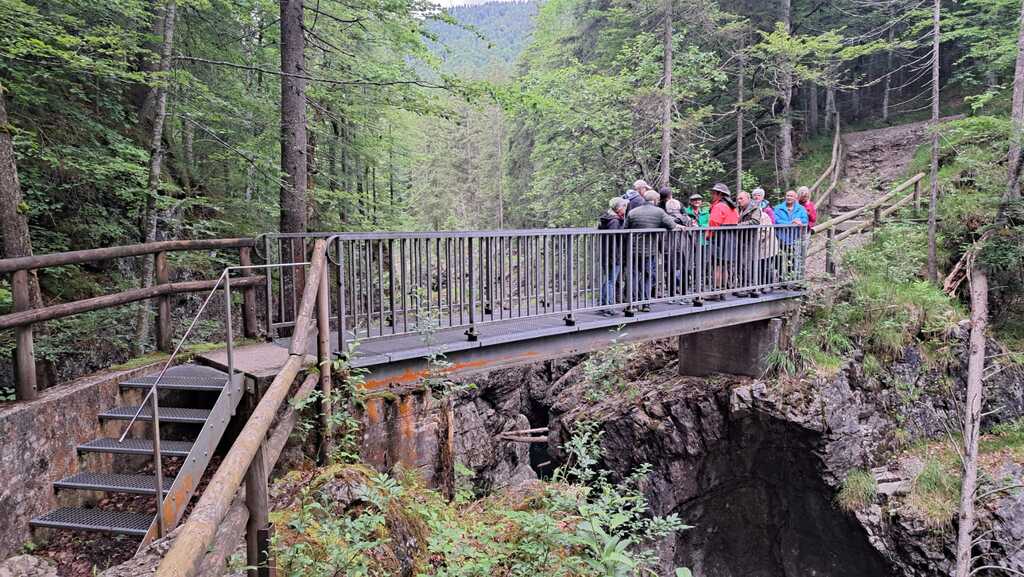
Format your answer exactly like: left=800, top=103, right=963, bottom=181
left=595, top=179, right=815, bottom=314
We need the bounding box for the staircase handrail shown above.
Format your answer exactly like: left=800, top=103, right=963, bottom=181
left=807, top=172, right=926, bottom=258
left=154, top=239, right=330, bottom=577
left=0, top=237, right=260, bottom=402
left=811, top=172, right=925, bottom=235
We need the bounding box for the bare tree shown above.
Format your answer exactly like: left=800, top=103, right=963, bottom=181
left=927, top=0, right=940, bottom=283
left=1006, top=0, right=1024, bottom=205
left=658, top=0, right=673, bottom=189
left=736, top=44, right=746, bottom=194
left=280, top=0, right=308, bottom=235
left=954, top=262, right=988, bottom=577
left=134, top=0, right=177, bottom=354
left=780, top=0, right=794, bottom=188
left=882, top=16, right=895, bottom=123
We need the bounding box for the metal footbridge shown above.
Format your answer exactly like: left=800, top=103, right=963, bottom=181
left=2, top=225, right=806, bottom=575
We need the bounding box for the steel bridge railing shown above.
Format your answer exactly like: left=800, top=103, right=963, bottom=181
left=260, top=225, right=807, bottom=350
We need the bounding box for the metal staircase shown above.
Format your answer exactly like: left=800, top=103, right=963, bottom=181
left=29, top=363, right=243, bottom=545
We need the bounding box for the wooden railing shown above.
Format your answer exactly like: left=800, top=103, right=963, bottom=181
left=809, top=172, right=926, bottom=273
left=0, top=237, right=263, bottom=401
left=154, top=239, right=331, bottom=577
left=810, top=115, right=843, bottom=213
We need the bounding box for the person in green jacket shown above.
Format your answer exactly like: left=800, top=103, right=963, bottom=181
left=685, top=193, right=710, bottom=227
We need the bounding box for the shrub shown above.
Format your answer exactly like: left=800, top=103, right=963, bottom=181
left=837, top=469, right=877, bottom=512
left=907, top=459, right=961, bottom=528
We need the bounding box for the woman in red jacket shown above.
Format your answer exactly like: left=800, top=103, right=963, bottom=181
left=707, top=183, right=738, bottom=299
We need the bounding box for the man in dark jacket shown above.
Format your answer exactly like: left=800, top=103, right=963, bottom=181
left=622, top=179, right=651, bottom=214
left=598, top=198, right=627, bottom=315
left=625, top=190, right=681, bottom=311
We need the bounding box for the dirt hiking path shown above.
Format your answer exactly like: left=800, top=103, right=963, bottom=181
left=806, top=118, right=955, bottom=279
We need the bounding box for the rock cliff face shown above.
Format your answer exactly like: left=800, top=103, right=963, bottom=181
left=448, top=326, right=1024, bottom=577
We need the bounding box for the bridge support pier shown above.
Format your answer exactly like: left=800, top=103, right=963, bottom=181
left=678, top=317, right=787, bottom=378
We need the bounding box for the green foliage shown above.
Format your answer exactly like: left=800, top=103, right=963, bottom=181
left=837, top=469, right=877, bottom=512
left=907, top=459, right=961, bottom=529
left=581, top=325, right=638, bottom=402
left=271, top=421, right=691, bottom=577
left=799, top=223, right=962, bottom=376
left=292, top=343, right=367, bottom=465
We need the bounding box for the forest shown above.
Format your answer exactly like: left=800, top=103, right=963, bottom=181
left=3, top=0, right=1024, bottom=575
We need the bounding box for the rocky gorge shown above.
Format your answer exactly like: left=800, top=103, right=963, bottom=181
left=444, top=324, right=1024, bottom=577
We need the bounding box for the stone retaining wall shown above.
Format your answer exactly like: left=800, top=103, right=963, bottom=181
left=0, top=361, right=162, bottom=558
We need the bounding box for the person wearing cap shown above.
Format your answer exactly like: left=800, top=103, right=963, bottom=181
left=623, top=179, right=651, bottom=214
left=685, top=193, right=710, bottom=228
left=752, top=187, right=775, bottom=224
left=707, top=183, right=738, bottom=299
left=597, top=197, right=627, bottom=315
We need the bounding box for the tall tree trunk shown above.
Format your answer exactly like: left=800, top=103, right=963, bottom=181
left=736, top=48, right=745, bottom=194
left=825, top=85, right=836, bottom=129
left=658, top=0, right=673, bottom=189
left=807, top=81, right=818, bottom=136
left=280, top=0, right=308, bottom=235
left=0, top=87, right=40, bottom=305
left=1006, top=0, right=1024, bottom=204
left=883, top=22, right=895, bottom=123
left=181, top=119, right=193, bottom=193
left=134, top=0, right=176, bottom=355
left=780, top=0, right=793, bottom=189
left=496, top=109, right=505, bottom=229
left=927, top=0, right=941, bottom=284
left=954, top=263, right=988, bottom=577
left=1, top=83, right=48, bottom=396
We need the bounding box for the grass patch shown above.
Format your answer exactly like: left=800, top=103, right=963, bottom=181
left=906, top=459, right=961, bottom=528
left=837, top=469, right=877, bottom=512
left=981, top=418, right=1024, bottom=458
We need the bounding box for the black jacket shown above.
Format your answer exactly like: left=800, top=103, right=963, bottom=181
left=598, top=211, right=624, bottom=230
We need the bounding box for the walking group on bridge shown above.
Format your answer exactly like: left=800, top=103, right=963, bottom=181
left=595, top=179, right=815, bottom=315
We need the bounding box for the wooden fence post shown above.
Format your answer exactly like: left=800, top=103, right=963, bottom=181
left=913, top=179, right=921, bottom=214
left=12, top=269, right=37, bottom=401
left=825, top=228, right=835, bottom=276
left=873, top=206, right=882, bottom=237
left=239, top=247, right=258, bottom=338
left=155, top=252, right=172, bottom=353
left=316, top=261, right=333, bottom=456
left=245, top=441, right=272, bottom=577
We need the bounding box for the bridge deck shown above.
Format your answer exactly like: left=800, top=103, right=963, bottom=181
left=203, top=290, right=802, bottom=386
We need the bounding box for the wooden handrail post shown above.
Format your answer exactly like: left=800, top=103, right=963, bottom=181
left=12, top=269, right=37, bottom=401
left=155, top=251, right=172, bottom=353
left=825, top=228, right=835, bottom=276
left=244, top=441, right=271, bottom=577
left=873, top=205, right=882, bottom=237
left=239, top=247, right=258, bottom=339
left=316, top=259, right=333, bottom=456
left=913, top=178, right=921, bottom=214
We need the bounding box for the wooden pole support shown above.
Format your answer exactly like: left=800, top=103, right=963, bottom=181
left=825, top=228, right=835, bottom=276
left=316, top=262, right=333, bottom=456
left=239, top=247, right=259, bottom=339
left=913, top=179, right=921, bottom=214
left=244, top=442, right=270, bottom=577
left=12, top=269, right=37, bottom=401
left=155, top=252, right=172, bottom=352
left=873, top=205, right=882, bottom=237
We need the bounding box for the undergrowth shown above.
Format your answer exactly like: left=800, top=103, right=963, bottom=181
left=269, top=421, right=693, bottom=577
left=906, top=459, right=961, bottom=529
left=836, top=469, right=877, bottom=512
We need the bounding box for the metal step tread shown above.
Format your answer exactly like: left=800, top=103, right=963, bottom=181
left=78, top=437, right=192, bottom=457
left=100, top=406, right=211, bottom=424
left=55, top=472, right=172, bottom=495
left=120, top=375, right=227, bottom=392
left=30, top=507, right=153, bottom=536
